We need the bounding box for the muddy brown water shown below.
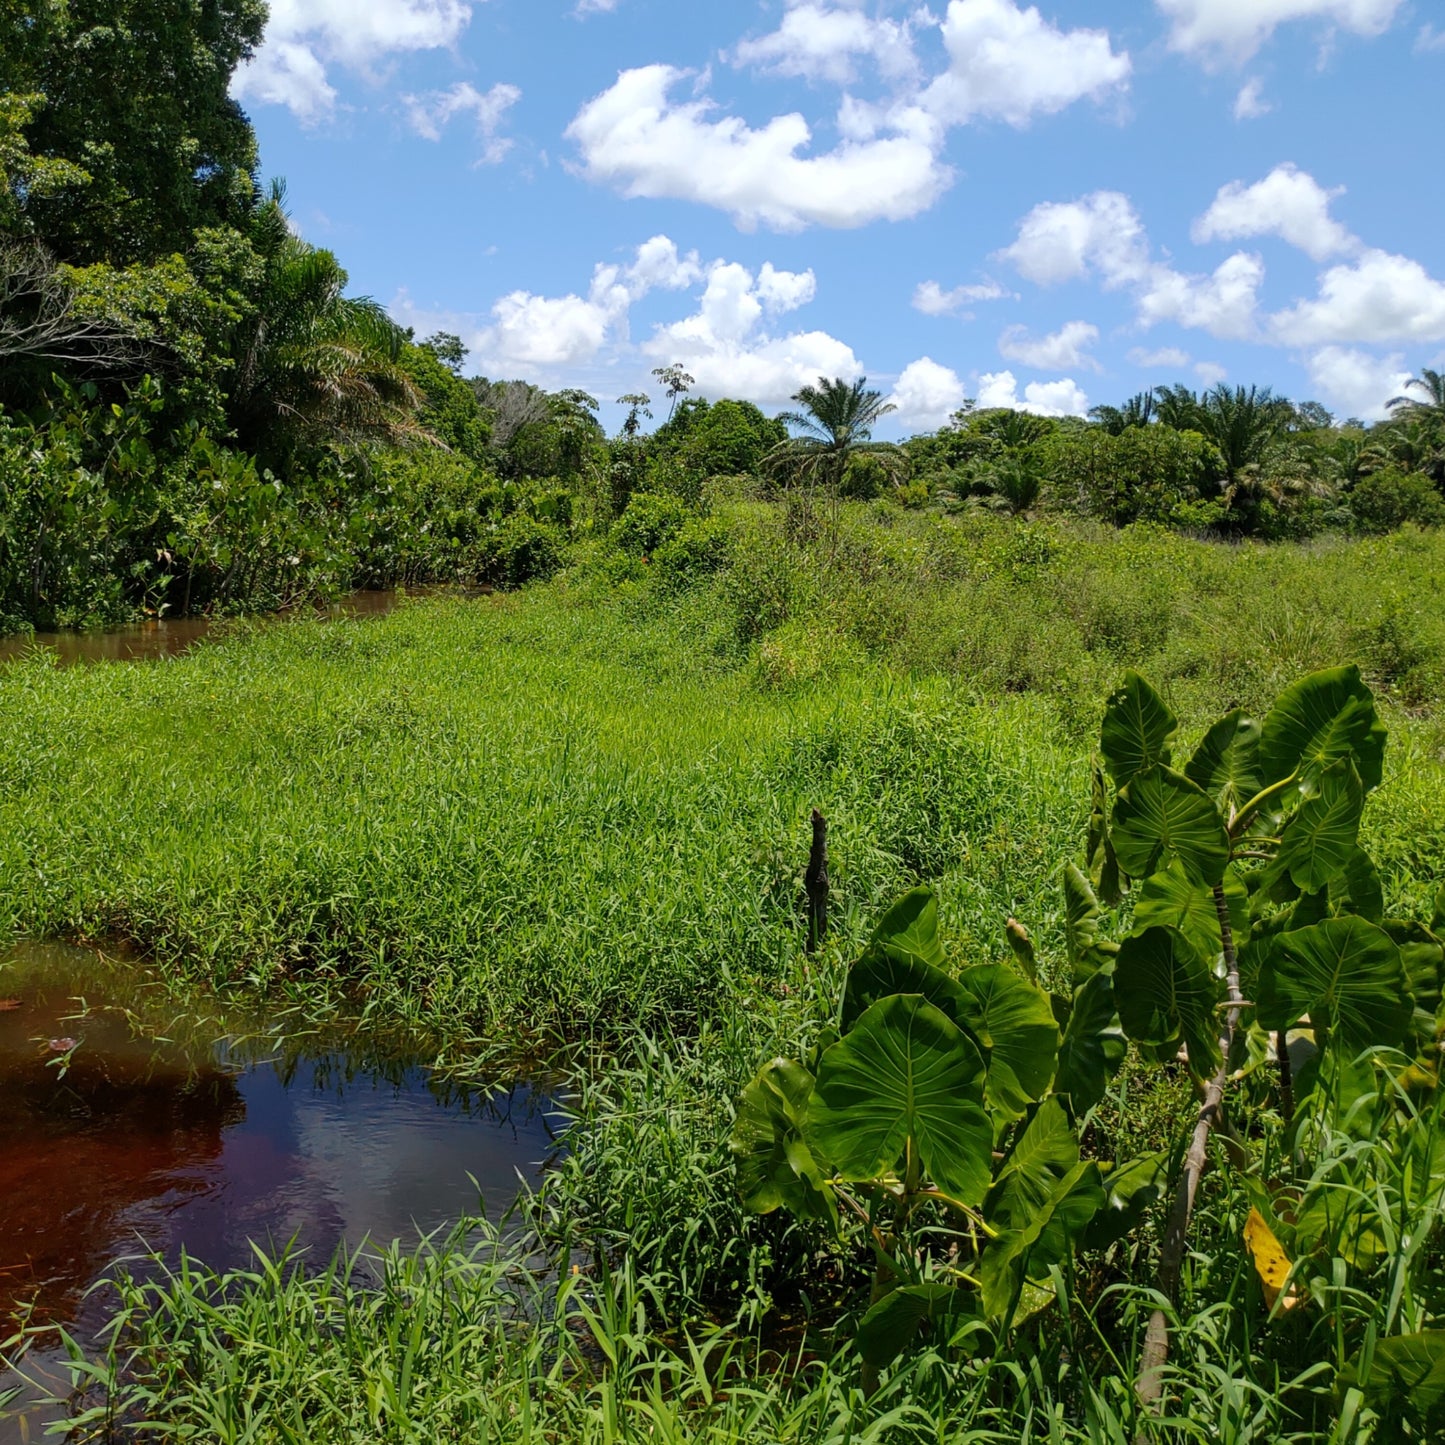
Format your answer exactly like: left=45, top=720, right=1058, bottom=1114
left=0, top=589, right=418, bottom=668
left=0, top=942, right=557, bottom=1440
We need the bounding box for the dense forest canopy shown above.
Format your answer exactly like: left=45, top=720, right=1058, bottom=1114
left=1, top=0, right=1442, bottom=632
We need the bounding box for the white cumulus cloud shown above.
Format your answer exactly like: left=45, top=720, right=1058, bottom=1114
left=890, top=358, right=969, bottom=428
left=1192, top=164, right=1358, bottom=261
left=1155, top=0, right=1405, bottom=65
left=998, top=320, right=1101, bottom=370
left=1270, top=249, right=1445, bottom=345
left=1303, top=346, right=1413, bottom=420
left=402, top=82, right=521, bottom=162
left=565, top=65, right=952, bottom=231
left=1128, top=346, right=1192, bottom=369
left=913, top=279, right=1014, bottom=316
left=731, top=2, right=923, bottom=85
left=977, top=370, right=1090, bottom=416
left=919, top=0, right=1131, bottom=127
left=999, top=190, right=1264, bottom=340
left=1233, top=78, right=1272, bottom=119
left=233, top=0, right=475, bottom=122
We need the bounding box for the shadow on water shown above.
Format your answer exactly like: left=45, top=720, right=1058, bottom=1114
left=0, top=588, right=429, bottom=668
left=0, top=941, right=559, bottom=1440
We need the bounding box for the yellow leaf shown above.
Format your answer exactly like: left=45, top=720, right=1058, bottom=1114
left=1244, top=1207, right=1300, bottom=1314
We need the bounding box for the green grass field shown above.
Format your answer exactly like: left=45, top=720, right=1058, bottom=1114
left=3, top=514, right=1444, bottom=1441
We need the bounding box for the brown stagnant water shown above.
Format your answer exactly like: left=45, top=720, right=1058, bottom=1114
left=0, top=588, right=415, bottom=668
left=0, top=942, right=557, bottom=1440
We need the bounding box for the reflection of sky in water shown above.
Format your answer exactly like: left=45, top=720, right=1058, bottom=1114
left=108, top=1066, right=552, bottom=1276
left=1, top=945, right=559, bottom=1443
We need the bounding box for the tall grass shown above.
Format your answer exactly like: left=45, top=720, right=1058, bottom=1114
left=3, top=517, right=1443, bottom=1441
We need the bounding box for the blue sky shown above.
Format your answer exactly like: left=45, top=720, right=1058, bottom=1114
left=233, top=0, right=1445, bottom=436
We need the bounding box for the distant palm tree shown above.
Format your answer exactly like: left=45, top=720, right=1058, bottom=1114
left=229, top=190, right=424, bottom=470
left=768, top=376, right=905, bottom=496
left=1195, top=384, right=1295, bottom=489
left=1388, top=367, right=1445, bottom=423
left=1153, top=384, right=1203, bottom=433
left=982, top=455, right=1044, bottom=515
left=1089, top=391, right=1155, bottom=435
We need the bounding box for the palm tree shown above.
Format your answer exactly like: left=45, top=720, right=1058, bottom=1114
left=1089, top=391, right=1155, bottom=435
left=1388, top=368, right=1445, bottom=422
left=1153, top=384, right=1203, bottom=432
left=228, top=189, right=424, bottom=471
left=982, top=455, right=1044, bottom=515
left=1196, top=384, right=1294, bottom=485
left=767, top=376, right=905, bottom=496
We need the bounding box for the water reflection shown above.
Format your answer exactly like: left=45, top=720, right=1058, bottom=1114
left=0, top=942, right=555, bottom=1334
left=0, top=588, right=419, bottom=668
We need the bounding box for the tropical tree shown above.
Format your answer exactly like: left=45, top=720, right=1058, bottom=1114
left=1152, top=384, right=1203, bottom=432
left=650, top=364, right=693, bottom=422
left=1388, top=367, right=1445, bottom=425
left=224, top=190, right=424, bottom=471
left=1089, top=390, right=1155, bottom=435
left=768, top=376, right=906, bottom=497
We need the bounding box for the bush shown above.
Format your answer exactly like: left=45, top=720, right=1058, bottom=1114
left=1350, top=467, right=1445, bottom=534
left=611, top=491, right=690, bottom=557
left=485, top=513, right=564, bottom=589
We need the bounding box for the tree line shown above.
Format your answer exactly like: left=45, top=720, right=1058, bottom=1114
left=2, top=2, right=1441, bottom=632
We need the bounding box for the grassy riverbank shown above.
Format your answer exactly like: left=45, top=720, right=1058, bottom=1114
left=3, top=513, right=1444, bottom=1441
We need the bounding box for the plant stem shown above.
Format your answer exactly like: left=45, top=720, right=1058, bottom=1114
left=805, top=809, right=829, bottom=955
left=1135, top=882, right=1247, bottom=1431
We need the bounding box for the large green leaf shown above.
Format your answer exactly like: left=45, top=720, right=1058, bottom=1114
left=985, top=1099, right=1080, bottom=1233
left=1331, top=845, right=1384, bottom=924
left=1053, top=972, right=1127, bottom=1117
left=1340, top=1331, right=1445, bottom=1425
left=1257, top=916, right=1412, bottom=1050
left=855, top=1284, right=986, bottom=1372
left=954, top=965, right=1060, bottom=1117
left=1433, top=882, right=1445, bottom=935
left=1063, top=863, right=1117, bottom=986
left=840, top=944, right=969, bottom=1036
left=1385, top=921, right=1444, bottom=1019
left=1184, top=709, right=1262, bottom=809
left=1112, top=767, right=1231, bottom=887
left=731, top=1058, right=834, bottom=1224
left=978, top=1161, right=1103, bottom=1323
left=1257, top=665, right=1386, bottom=792
left=1131, top=863, right=1248, bottom=963
left=806, top=994, right=993, bottom=1205
left=1114, top=926, right=1222, bottom=1074
left=1275, top=761, right=1364, bottom=892
left=869, top=887, right=945, bottom=967
left=1081, top=1152, right=1166, bottom=1252
left=1100, top=672, right=1177, bottom=788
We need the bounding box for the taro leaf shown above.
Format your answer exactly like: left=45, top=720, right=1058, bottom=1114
left=1005, top=919, right=1037, bottom=981
left=1185, top=709, right=1262, bottom=809
left=841, top=943, right=969, bottom=1036
left=1257, top=665, right=1386, bottom=793
left=1433, top=883, right=1445, bottom=935
left=978, top=1161, right=1103, bottom=1325
left=1081, top=1152, right=1166, bottom=1253
left=985, top=1098, right=1080, bottom=1234
left=806, top=994, right=993, bottom=1206
left=1114, top=926, right=1222, bottom=1075
left=1275, top=761, right=1364, bottom=893
left=1244, top=1208, right=1300, bottom=1314
left=1257, top=916, right=1412, bottom=1051
left=1063, top=863, right=1118, bottom=986
left=1053, top=972, right=1127, bottom=1118
left=1288, top=887, right=1330, bottom=932
left=731, top=1058, right=835, bottom=1225
left=1131, top=863, right=1248, bottom=963
left=1112, top=767, right=1231, bottom=888
left=869, top=887, right=945, bottom=967
left=855, top=1284, right=986, bottom=1373
left=1385, top=921, right=1445, bottom=1018
left=1340, top=1332, right=1445, bottom=1426
left=954, top=965, right=1060, bottom=1118
left=1100, top=672, right=1178, bottom=789
left=1331, top=846, right=1384, bottom=925
left=1086, top=762, right=1109, bottom=875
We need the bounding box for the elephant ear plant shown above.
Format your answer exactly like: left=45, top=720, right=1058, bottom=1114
left=731, top=884, right=1156, bottom=1392
left=732, top=665, right=1444, bottom=1419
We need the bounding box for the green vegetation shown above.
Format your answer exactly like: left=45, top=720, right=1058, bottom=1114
left=3, top=513, right=1445, bottom=1440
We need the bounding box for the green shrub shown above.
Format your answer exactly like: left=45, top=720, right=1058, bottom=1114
left=611, top=491, right=689, bottom=557
left=1351, top=468, right=1445, bottom=534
